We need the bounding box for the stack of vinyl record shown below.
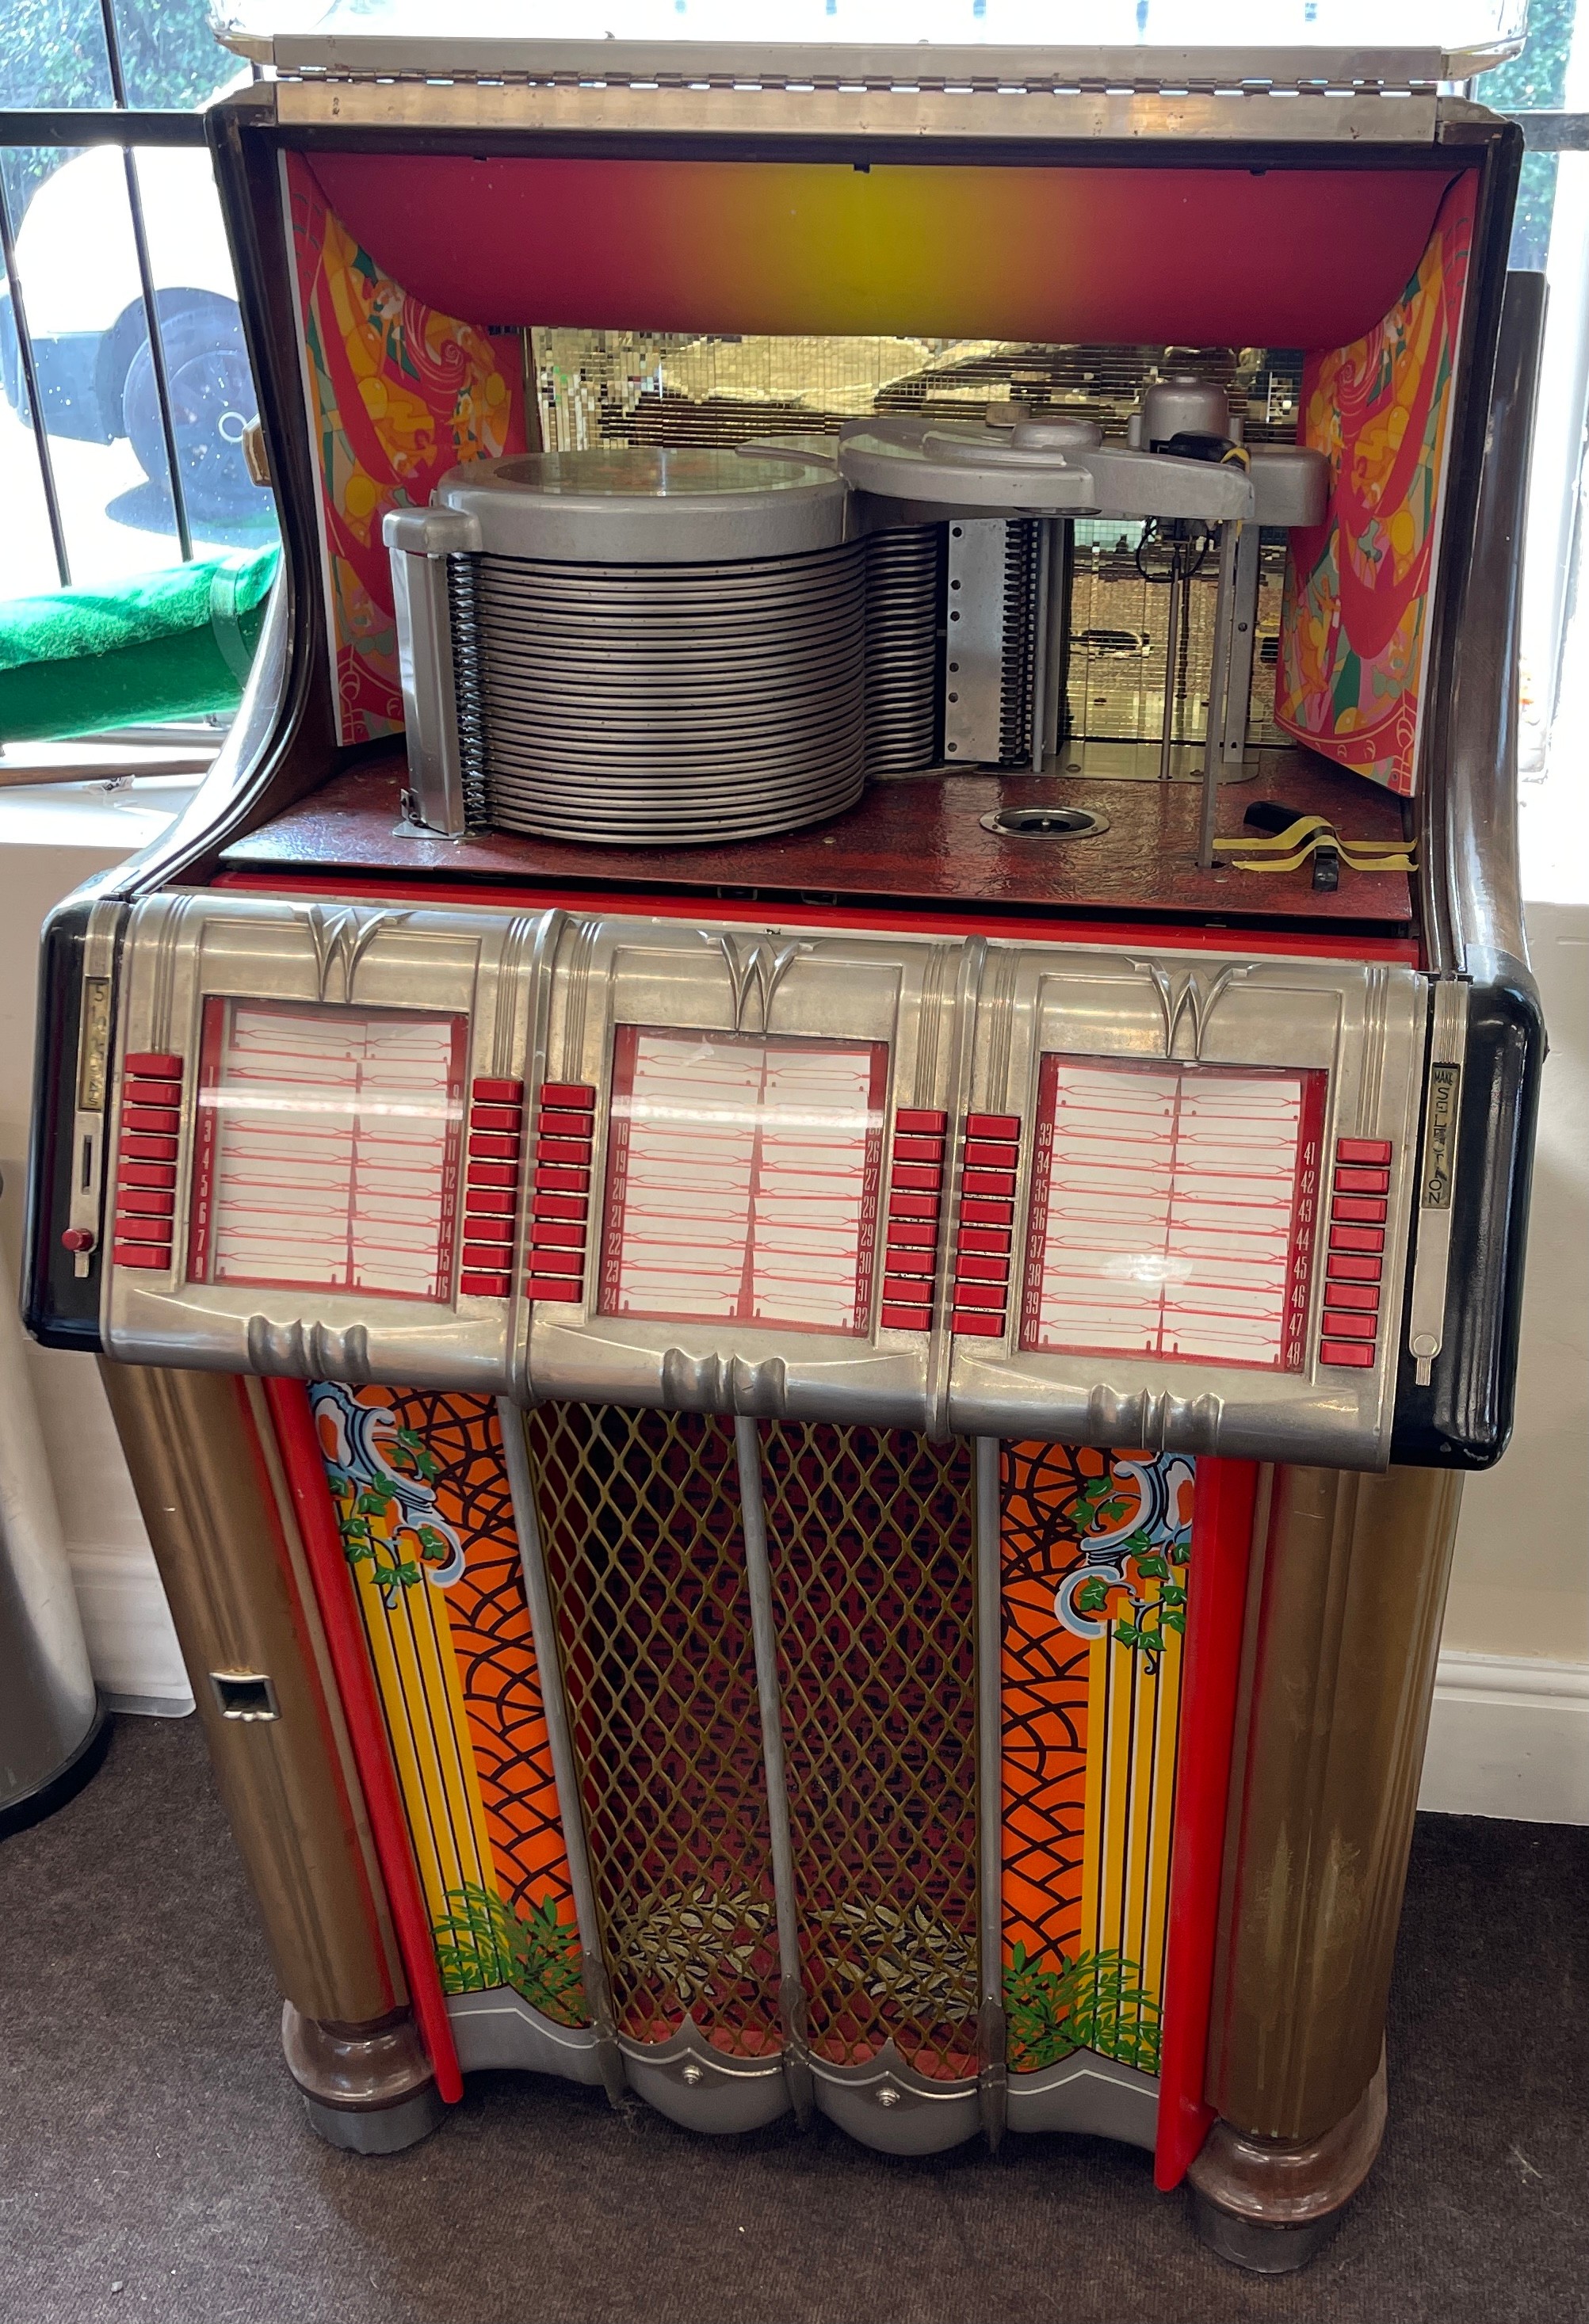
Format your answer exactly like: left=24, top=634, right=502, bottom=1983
left=436, top=448, right=865, bottom=847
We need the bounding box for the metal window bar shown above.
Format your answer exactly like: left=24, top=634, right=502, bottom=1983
left=96, top=0, right=193, bottom=563
left=0, top=162, right=69, bottom=586
left=0, top=84, right=212, bottom=592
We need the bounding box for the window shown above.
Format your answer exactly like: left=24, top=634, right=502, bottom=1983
left=0, top=1, right=277, bottom=597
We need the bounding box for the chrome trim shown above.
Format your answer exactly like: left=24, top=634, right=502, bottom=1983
left=446, top=1986, right=607, bottom=2083
left=496, top=1397, right=628, bottom=2104
left=1407, top=979, right=1469, bottom=1385
left=974, top=1435, right=1006, bottom=2150
left=1433, top=270, right=1545, bottom=983
left=734, top=1414, right=814, bottom=2126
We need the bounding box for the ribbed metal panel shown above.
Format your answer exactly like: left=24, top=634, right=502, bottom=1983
left=450, top=544, right=866, bottom=845
left=864, top=526, right=942, bottom=775
left=998, top=520, right=1042, bottom=767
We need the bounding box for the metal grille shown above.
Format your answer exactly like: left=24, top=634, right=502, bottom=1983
left=759, top=1422, right=980, bottom=2082
left=864, top=526, right=942, bottom=774
left=525, top=1402, right=781, bottom=2055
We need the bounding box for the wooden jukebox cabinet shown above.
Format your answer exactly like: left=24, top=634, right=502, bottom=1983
left=25, top=16, right=1544, bottom=2272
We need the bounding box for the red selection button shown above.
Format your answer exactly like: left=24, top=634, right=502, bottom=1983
left=124, top=1051, right=181, bottom=1080
left=952, top=1310, right=1004, bottom=1338
left=1320, top=1338, right=1375, bottom=1368
left=1327, top=1252, right=1382, bottom=1284
left=961, top=1197, right=1014, bottom=1227
left=896, top=1108, right=947, bottom=1135
left=885, top=1219, right=938, bottom=1250
left=1336, top=1138, right=1392, bottom=1166
left=1331, top=1195, right=1388, bottom=1226
left=1329, top=1224, right=1385, bottom=1254
left=1321, top=1307, right=1377, bottom=1340
left=888, top=1191, right=939, bottom=1222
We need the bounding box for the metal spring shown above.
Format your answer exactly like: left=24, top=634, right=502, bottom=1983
left=864, top=525, right=942, bottom=774
left=998, top=521, right=1041, bottom=765
left=446, top=552, right=489, bottom=827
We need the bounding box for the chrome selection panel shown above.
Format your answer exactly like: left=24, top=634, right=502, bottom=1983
left=97, top=889, right=1426, bottom=1466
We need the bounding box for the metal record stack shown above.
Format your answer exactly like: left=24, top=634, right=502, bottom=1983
left=435, top=447, right=865, bottom=845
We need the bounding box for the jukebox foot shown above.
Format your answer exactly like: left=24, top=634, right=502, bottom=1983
left=1187, top=2053, right=1388, bottom=2274
left=281, top=2002, right=445, bottom=2156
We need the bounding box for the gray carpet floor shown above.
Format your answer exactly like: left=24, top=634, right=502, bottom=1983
left=0, top=1715, right=1583, bottom=2324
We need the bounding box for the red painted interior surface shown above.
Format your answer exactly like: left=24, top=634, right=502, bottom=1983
left=307, top=152, right=1456, bottom=349
left=213, top=865, right=1421, bottom=964
left=1155, top=1453, right=1259, bottom=2191
left=216, top=757, right=1419, bottom=941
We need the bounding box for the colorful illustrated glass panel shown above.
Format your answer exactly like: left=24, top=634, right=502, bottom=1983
left=1001, top=1441, right=1195, bottom=2079
left=1274, top=171, right=1476, bottom=795
left=285, top=155, right=526, bottom=746
left=308, top=1382, right=586, bottom=2025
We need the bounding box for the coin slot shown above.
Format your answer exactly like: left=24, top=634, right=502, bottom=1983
left=209, top=1671, right=280, bottom=1722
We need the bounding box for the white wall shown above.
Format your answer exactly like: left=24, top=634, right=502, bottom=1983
left=0, top=784, right=193, bottom=1712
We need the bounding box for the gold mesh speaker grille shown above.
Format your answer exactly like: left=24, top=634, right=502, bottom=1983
left=759, top=1423, right=980, bottom=2082
left=524, top=1402, right=781, bottom=2055
left=532, top=331, right=1302, bottom=453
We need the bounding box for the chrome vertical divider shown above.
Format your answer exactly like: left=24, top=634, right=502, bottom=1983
left=925, top=936, right=987, bottom=1441
left=974, top=1433, right=1006, bottom=2150
left=496, top=1396, right=627, bottom=2105
left=734, top=1414, right=815, bottom=2125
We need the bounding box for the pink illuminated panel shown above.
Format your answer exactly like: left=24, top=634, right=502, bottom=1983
left=1020, top=1056, right=1324, bottom=1371
left=187, top=1000, right=465, bottom=1300
left=600, top=1025, right=887, bottom=1334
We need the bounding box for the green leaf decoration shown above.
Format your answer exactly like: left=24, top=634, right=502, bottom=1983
left=431, top=1884, right=589, bottom=2026
left=1003, top=1947, right=1162, bottom=2074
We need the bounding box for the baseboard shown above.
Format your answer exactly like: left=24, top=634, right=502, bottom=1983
left=67, top=1547, right=193, bottom=1714
left=1418, top=1651, right=1589, bottom=1825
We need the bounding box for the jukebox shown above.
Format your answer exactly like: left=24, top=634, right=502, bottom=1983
left=24, top=10, right=1544, bottom=2274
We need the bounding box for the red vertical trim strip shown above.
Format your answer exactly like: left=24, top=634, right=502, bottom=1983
left=262, top=1375, right=464, bottom=2106
left=1154, top=1452, right=1259, bottom=2190
left=185, top=998, right=225, bottom=1285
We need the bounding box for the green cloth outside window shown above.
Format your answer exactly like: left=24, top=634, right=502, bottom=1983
left=0, top=544, right=280, bottom=743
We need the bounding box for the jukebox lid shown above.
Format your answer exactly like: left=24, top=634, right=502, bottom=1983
left=433, top=446, right=853, bottom=563
left=223, top=0, right=1528, bottom=92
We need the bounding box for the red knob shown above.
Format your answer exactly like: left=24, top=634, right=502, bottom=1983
left=60, top=1227, right=96, bottom=1254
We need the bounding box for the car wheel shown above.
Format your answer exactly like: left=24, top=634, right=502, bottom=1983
left=123, top=304, right=261, bottom=529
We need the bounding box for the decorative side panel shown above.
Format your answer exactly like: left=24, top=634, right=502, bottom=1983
left=762, top=1423, right=980, bottom=2082
left=1274, top=170, right=1476, bottom=795
left=1000, top=1442, right=1194, bottom=2082
left=523, top=1402, right=781, bottom=2056
left=307, top=1382, right=587, bottom=2025
left=285, top=154, right=526, bottom=746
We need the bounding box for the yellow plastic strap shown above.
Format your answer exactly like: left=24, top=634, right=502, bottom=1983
left=1213, top=814, right=1418, bottom=875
